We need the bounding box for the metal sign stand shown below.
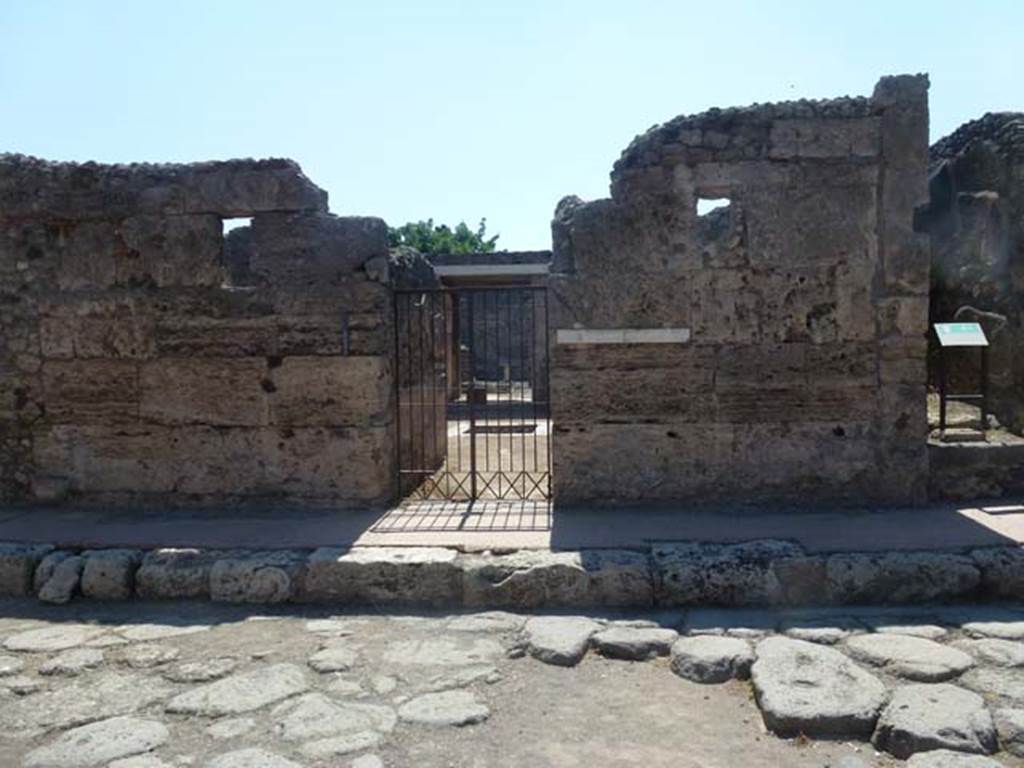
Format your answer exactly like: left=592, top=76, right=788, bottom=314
left=934, top=322, right=990, bottom=433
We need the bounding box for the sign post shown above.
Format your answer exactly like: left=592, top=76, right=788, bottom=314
left=933, top=322, right=990, bottom=432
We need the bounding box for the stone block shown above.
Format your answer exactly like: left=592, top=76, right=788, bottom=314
left=461, top=549, right=653, bottom=609
left=878, top=296, right=929, bottom=338
left=136, top=548, right=219, bottom=599
left=251, top=213, right=388, bottom=284
left=119, top=214, right=225, bottom=287
left=37, top=294, right=156, bottom=357
left=34, top=550, right=75, bottom=593
left=41, top=359, right=139, bottom=425
left=80, top=549, right=144, bottom=600
left=0, top=543, right=54, bottom=596
left=56, top=220, right=120, bottom=290
left=38, top=555, right=83, bottom=604
left=210, top=550, right=306, bottom=604
left=768, top=118, right=881, bottom=159
left=139, top=358, right=269, bottom=426
left=176, top=159, right=328, bottom=216
left=826, top=552, right=980, bottom=604
left=265, top=426, right=393, bottom=503
left=654, top=540, right=804, bottom=606
left=971, top=547, right=1024, bottom=600
left=302, top=547, right=462, bottom=606
left=879, top=337, right=928, bottom=385
left=771, top=556, right=830, bottom=605
left=153, top=317, right=276, bottom=358
left=268, top=356, right=390, bottom=427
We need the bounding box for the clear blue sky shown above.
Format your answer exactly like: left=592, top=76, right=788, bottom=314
left=2, top=1, right=1021, bottom=249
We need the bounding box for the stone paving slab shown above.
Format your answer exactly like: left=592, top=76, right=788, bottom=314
left=3, top=599, right=1024, bottom=765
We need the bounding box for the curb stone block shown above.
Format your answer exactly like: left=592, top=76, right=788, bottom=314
left=826, top=551, right=980, bottom=604
left=654, top=540, right=804, bottom=606
left=0, top=543, right=54, bottom=596
left=210, top=550, right=306, bottom=604
left=970, top=547, right=1024, bottom=599
left=81, top=549, right=144, bottom=600
left=301, top=546, right=462, bottom=606
left=461, top=549, right=652, bottom=609
left=38, top=555, right=84, bottom=604
left=34, top=550, right=75, bottom=594
left=135, top=548, right=222, bottom=599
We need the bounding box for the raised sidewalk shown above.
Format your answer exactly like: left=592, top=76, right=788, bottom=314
left=1, top=498, right=1024, bottom=610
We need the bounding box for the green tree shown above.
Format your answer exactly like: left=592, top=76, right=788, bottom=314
left=387, top=218, right=499, bottom=255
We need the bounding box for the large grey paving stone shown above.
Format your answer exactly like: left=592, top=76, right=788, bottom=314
left=0, top=542, right=53, bottom=596
left=300, top=731, right=383, bottom=760
left=398, top=690, right=490, bottom=726
left=446, top=612, right=526, bottom=633
left=780, top=615, right=865, bottom=645
left=654, top=540, right=803, bottom=606
left=108, top=756, right=172, bottom=768
left=961, top=667, right=1024, bottom=703
left=166, top=663, right=308, bottom=716
left=994, top=708, right=1024, bottom=757
left=4, top=625, right=106, bottom=653
left=80, top=549, right=143, bottom=600
left=119, top=623, right=209, bottom=642
left=873, top=683, right=997, bottom=759
left=963, top=620, right=1024, bottom=641
left=844, top=633, right=974, bottom=681
left=955, top=638, right=1024, bottom=668
left=303, top=546, right=462, bottom=606
left=523, top=616, right=600, bottom=667
left=308, top=645, right=358, bottom=672
left=117, top=643, right=180, bottom=669
left=381, top=636, right=503, bottom=667
left=0, top=653, right=25, bottom=675
left=461, top=549, right=653, bottom=608
left=905, top=751, right=1005, bottom=767
left=271, top=692, right=396, bottom=742
left=39, top=648, right=104, bottom=676
left=207, top=749, right=302, bottom=768
left=670, top=636, right=753, bottom=683
left=0, top=672, right=172, bottom=736
left=23, top=716, right=168, bottom=768
left=163, top=657, right=238, bottom=683
left=751, top=636, right=887, bottom=739
left=591, top=626, right=678, bottom=660
left=826, top=552, right=980, bottom=604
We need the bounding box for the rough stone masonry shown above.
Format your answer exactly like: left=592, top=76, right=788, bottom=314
left=550, top=75, right=931, bottom=505
left=1, top=74, right=933, bottom=508
left=0, top=157, right=395, bottom=506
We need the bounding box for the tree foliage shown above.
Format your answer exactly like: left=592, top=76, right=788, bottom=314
left=387, top=218, right=499, bottom=255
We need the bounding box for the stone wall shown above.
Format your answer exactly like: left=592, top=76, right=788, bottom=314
left=549, top=76, right=931, bottom=505
left=919, top=112, right=1024, bottom=432
left=0, top=155, right=395, bottom=506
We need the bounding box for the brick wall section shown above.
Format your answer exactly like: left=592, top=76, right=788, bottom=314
left=549, top=75, right=931, bottom=505
left=0, top=155, right=395, bottom=506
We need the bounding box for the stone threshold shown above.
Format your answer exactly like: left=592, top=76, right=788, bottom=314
left=2, top=538, right=1024, bottom=610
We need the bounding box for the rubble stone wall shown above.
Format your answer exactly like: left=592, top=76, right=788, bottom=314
left=549, top=76, right=932, bottom=505
left=0, top=155, right=395, bottom=506
left=920, top=112, right=1024, bottom=432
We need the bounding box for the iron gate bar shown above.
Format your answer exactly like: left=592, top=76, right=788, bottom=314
left=393, top=285, right=551, bottom=503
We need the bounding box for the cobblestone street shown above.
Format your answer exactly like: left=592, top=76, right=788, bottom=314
left=3, top=601, right=1024, bottom=767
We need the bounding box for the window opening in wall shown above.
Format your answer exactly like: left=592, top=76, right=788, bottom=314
left=221, top=217, right=255, bottom=288
left=697, top=197, right=731, bottom=216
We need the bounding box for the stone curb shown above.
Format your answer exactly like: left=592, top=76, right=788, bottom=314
left=2, top=539, right=1022, bottom=609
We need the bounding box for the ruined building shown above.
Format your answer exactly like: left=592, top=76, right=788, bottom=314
left=0, top=75, right=935, bottom=509
left=920, top=112, right=1024, bottom=432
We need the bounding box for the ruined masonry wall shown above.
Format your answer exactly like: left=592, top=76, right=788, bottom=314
left=0, top=156, right=394, bottom=505
left=549, top=76, right=931, bottom=505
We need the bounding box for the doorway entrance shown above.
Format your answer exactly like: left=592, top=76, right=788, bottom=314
left=394, top=286, right=551, bottom=501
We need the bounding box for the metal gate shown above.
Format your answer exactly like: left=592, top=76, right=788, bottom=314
left=394, top=286, right=550, bottom=501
